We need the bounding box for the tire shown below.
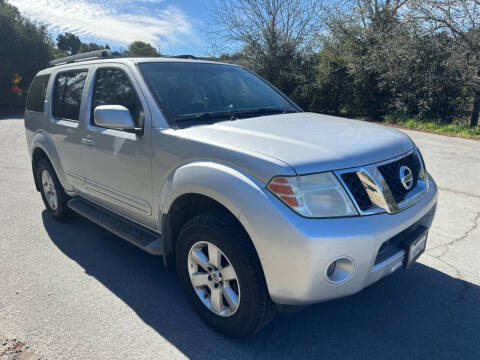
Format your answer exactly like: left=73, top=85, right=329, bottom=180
left=36, top=158, right=71, bottom=220
left=176, top=212, right=277, bottom=337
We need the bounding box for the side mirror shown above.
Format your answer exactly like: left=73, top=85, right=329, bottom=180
left=94, top=105, right=136, bottom=130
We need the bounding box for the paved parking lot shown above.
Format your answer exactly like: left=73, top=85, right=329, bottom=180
left=0, top=116, right=479, bottom=359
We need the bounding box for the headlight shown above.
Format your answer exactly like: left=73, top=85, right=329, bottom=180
left=267, top=173, right=358, bottom=218
left=416, top=148, right=428, bottom=181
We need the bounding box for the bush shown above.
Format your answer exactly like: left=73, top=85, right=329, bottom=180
left=0, top=0, right=52, bottom=107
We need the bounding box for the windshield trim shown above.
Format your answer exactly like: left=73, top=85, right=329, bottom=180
left=135, top=61, right=302, bottom=129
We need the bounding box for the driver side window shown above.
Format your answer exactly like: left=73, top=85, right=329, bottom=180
left=91, top=68, right=144, bottom=128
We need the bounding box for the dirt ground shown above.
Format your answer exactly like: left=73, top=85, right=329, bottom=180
left=0, top=333, right=44, bottom=360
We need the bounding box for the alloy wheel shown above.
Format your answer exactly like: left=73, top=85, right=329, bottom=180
left=187, top=241, right=240, bottom=317
left=41, top=169, right=58, bottom=211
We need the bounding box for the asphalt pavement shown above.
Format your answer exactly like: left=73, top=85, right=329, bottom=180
left=0, top=115, right=479, bottom=359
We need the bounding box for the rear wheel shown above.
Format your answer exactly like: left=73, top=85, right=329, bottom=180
left=36, top=158, right=71, bottom=220
left=176, top=212, right=277, bottom=337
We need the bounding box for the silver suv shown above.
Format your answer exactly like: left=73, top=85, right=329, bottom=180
left=24, top=50, right=438, bottom=337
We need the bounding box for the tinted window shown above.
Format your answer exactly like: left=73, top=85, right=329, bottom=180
left=26, top=75, right=50, bottom=112
left=92, top=68, right=144, bottom=127
left=52, top=70, right=88, bottom=121
left=138, top=62, right=297, bottom=125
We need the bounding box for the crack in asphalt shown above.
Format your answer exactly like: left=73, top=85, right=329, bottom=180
left=424, top=212, right=480, bottom=304
left=423, top=253, right=474, bottom=304
left=424, top=253, right=462, bottom=278
left=437, top=187, right=480, bottom=199
left=427, top=211, right=480, bottom=258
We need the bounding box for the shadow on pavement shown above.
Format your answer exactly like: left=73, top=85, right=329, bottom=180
left=0, top=114, right=23, bottom=120
left=43, top=211, right=480, bottom=360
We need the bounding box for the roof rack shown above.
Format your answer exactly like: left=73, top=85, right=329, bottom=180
left=49, top=49, right=112, bottom=67
left=48, top=50, right=198, bottom=67
left=163, top=55, right=196, bottom=59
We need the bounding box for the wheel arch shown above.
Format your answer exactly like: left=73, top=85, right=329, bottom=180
left=30, top=131, right=70, bottom=192
left=159, top=161, right=264, bottom=259
left=32, top=147, right=50, bottom=191
left=162, top=193, right=238, bottom=254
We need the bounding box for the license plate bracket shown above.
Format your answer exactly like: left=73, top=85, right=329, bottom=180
left=402, top=228, right=428, bottom=269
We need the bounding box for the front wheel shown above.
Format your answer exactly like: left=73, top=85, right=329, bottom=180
left=176, top=213, right=276, bottom=337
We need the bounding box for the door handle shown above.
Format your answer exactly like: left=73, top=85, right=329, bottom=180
left=81, top=138, right=95, bottom=146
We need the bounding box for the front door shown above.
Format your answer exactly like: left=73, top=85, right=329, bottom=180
left=82, top=64, right=154, bottom=228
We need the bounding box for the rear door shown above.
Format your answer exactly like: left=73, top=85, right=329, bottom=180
left=81, top=64, right=154, bottom=227
left=49, top=68, right=89, bottom=192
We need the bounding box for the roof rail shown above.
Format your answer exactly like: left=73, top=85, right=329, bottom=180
left=49, top=49, right=112, bottom=66
left=163, top=54, right=196, bottom=59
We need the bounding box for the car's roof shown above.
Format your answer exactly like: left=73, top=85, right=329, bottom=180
left=37, top=57, right=236, bottom=76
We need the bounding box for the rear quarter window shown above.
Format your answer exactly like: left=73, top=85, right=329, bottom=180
left=25, top=75, right=50, bottom=112
left=52, top=70, right=88, bottom=121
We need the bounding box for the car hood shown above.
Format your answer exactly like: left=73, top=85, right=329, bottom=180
left=176, top=112, right=414, bottom=174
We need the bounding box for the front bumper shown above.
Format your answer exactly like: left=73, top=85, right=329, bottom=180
left=239, top=175, right=438, bottom=305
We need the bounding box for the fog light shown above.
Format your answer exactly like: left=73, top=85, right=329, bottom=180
left=325, top=257, right=354, bottom=284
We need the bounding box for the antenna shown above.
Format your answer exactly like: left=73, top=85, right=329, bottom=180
left=49, top=49, right=112, bottom=66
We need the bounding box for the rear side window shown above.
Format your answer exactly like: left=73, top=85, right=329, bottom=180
left=52, top=70, right=88, bottom=121
left=91, top=68, right=144, bottom=127
left=26, top=75, right=50, bottom=112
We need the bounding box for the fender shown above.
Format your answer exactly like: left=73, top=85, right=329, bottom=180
left=31, top=130, right=72, bottom=192
left=159, top=161, right=266, bottom=227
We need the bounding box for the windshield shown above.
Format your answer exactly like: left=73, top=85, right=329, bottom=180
left=138, top=62, right=299, bottom=126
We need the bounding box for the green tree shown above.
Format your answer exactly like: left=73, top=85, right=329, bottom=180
left=210, top=0, right=321, bottom=98
left=412, top=0, right=480, bottom=127
left=125, top=41, right=159, bottom=56
left=56, top=32, right=81, bottom=55
left=0, top=0, right=53, bottom=107
left=306, top=43, right=354, bottom=115
left=79, top=42, right=104, bottom=54
left=314, top=0, right=463, bottom=120
left=371, top=29, right=462, bottom=120
left=318, top=0, right=410, bottom=118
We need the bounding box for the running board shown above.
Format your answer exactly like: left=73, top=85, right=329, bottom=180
left=68, top=197, right=164, bottom=256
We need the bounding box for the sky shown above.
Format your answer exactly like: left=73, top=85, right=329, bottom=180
left=10, top=0, right=213, bottom=55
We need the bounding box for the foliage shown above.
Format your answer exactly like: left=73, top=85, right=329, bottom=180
left=323, top=21, right=462, bottom=120
left=212, top=0, right=475, bottom=129
left=0, top=0, right=52, bottom=107
left=124, top=41, right=160, bottom=57
left=79, top=42, right=104, bottom=53
left=411, top=0, right=480, bottom=126
left=383, top=114, right=480, bottom=139
left=211, top=0, right=321, bottom=99
left=1, top=0, right=479, bottom=132
left=56, top=32, right=81, bottom=55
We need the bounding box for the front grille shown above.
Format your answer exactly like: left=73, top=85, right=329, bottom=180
left=377, top=153, right=421, bottom=203
left=337, top=149, right=427, bottom=215
left=341, top=172, right=373, bottom=211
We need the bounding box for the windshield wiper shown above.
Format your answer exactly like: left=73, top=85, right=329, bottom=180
left=233, top=107, right=297, bottom=117
left=174, top=107, right=297, bottom=125
left=174, top=111, right=234, bottom=124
